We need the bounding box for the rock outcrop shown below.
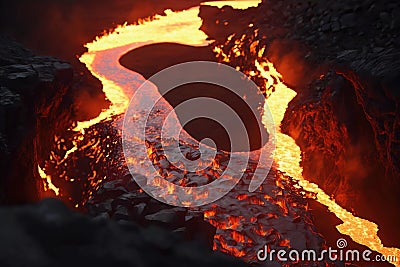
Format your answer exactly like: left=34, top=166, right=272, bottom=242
left=0, top=36, right=73, bottom=204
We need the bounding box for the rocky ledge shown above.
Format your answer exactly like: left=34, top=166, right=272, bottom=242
left=0, top=36, right=74, bottom=204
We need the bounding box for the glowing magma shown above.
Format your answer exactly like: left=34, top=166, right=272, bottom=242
left=38, top=166, right=60, bottom=196
left=41, top=0, right=399, bottom=265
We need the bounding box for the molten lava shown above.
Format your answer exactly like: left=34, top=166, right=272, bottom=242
left=38, top=166, right=60, bottom=196
left=37, top=0, right=399, bottom=265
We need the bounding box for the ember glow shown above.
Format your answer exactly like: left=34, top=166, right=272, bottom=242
left=38, top=0, right=399, bottom=265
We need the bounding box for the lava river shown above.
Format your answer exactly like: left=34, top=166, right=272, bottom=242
left=39, top=0, right=400, bottom=265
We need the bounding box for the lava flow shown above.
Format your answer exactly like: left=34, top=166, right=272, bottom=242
left=38, top=0, right=399, bottom=265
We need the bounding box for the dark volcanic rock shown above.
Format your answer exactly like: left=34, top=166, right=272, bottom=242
left=0, top=37, right=74, bottom=204
left=340, top=13, right=357, bottom=29
left=0, top=198, right=247, bottom=267
left=87, top=174, right=217, bottom=246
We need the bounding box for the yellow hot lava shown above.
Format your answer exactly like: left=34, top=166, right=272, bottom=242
left=38, top=165, right=60, bottom=196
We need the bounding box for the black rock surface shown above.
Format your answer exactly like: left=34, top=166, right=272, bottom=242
left=0, top=36, right=74, bottom=204
left=0, top=198, right=248, bottom=267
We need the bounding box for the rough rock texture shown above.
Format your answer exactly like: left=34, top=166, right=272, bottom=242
left=87, top=167, right=331, bottom=264
left=199, top=0, right=400, bottom=245
left=86, top=174, right=217, bottom=248
left=0, top=198, right=247, bottom=267
left=0, top=36, right=74, bottom=204
left=282, top=72, right=381, bottom=206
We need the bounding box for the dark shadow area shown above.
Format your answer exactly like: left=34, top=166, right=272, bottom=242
left=120, top=43, right=215, bottom=78
left=120, top=43, right=266, bottom=152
